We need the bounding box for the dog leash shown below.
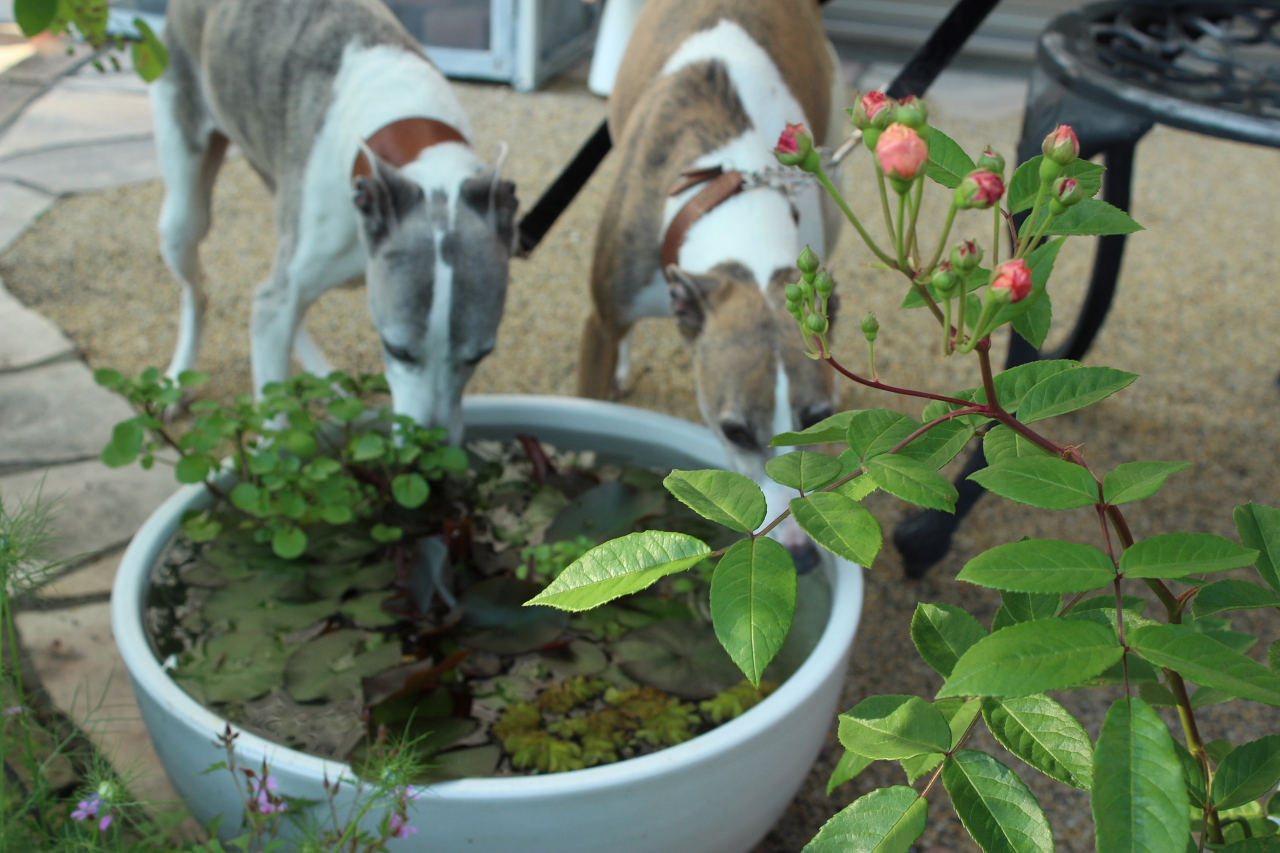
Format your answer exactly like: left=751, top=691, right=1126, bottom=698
left=510, top=0, right=1001, bottom=259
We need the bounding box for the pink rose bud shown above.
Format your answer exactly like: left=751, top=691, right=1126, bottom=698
left=954, top=170, right=1005, bottom=210
left=893, top=95, right=928, bottom=129
left=774, top=122, right=819, bottom=171
left=950, top=240, right=983, bottom=273
left=1042, top=125, right=1079, bottom=166
left=1049, top=176, right=1083, bottom=214
left=859, top=91, right=893, bottom=128
left=991, top=258, right=1033, bottom=303
left=976, top=146, right=1005, bottom=176
left=876, top=123, right=929, bottom=186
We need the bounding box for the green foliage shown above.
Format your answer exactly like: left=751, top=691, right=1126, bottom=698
left=1093, top=698, right=1191, bottom=853
left=925, top=128, right=976, bottom=188
left=1007, top=156, right=1104, bottom=212
left=1103, top=461, right=1192, bottom=505
left=837, top=695, right=952, bottom=760
left=790, top=492, right=883, bottom=565
left=14, top=0, right=168, bottom=80
left=981, top=695, right=1093, bottom=790
left=1213, top=736, right=1280, bottom=811
left=663, top=469, right=766, bottom=533
left=943, top=750, right=1054, bottom=853
left=940, top=618, right=1122, bottom=698
left=969, top=456, right=1100, bottom=509
left=709, top=537, right=796, bottom=685
left=1119, top=533, right=1258, bottom=579
left=1236, top=502, right=1280, bottom=593
left=1130, top=624, right=1280, bottom=706
left=865, top=454, right=957, bottom=512
left=1042, top=198, right=1144, bottom=236
left=803, top=786, right=927, bottom=853
left=1016, top=366, right=1139, bottom=424
left=1193, top=580, right=1280, bottom=618
left=526, top=531, right=711, bottom=611
left=957, top=539, right=1115, bottom=593
left=910, top=602, right=987, bottom=678
left=765, top=451, right=843, bottom=492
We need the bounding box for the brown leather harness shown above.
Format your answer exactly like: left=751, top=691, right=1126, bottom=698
left=352, top=117, right=469, bottom=179
left=659, top=167, right=746, bottom=270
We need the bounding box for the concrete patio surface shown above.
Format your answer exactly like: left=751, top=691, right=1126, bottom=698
left=1, top=34, right=1278, bottom=853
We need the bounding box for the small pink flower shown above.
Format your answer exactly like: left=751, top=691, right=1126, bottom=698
left=1053, top=176, right=1082, bottom=206
left=991, top=259, right=1033, bottom=303
left=950, top=240, right=983, bottom=273
left=1042, top=125, right=1079, bottom=165
left=955, top=170, right=1005, bottom=209
left=248, top=774, right=286, bottom=815
left=775, top=122, right=808, bottom=156
left=3, top=705, right=25, bottom=716
left=99, top=814, right=113, bottom=831
left=390, top=813, right=417, bottom=839
left=73, top=792, right=112, bottom=830
left=876, top=123, right=928, bottom=181
left=863, top=91, right=891, bottom=123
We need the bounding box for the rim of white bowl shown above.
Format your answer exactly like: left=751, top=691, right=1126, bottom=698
left=111, top=395, right=863, bottom=798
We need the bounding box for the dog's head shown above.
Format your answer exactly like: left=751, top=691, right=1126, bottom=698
left=666, top=261, right=839, bottom=566
left=353, top=147, right=517, bottom=443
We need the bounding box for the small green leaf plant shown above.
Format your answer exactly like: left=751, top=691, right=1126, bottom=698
left=13, top=0, right=170, bottom=81
left=95, top=368, right=467, bottom=559
left=529, top=93, right=1280, bottom=852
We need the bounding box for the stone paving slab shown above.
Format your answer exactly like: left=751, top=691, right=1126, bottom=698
left=15, top=602, right=180, bottom=805
left=0, top=458, right=178, bottom=561
left=0, top=274, right=73, bottom=370
left=0, top=135, right=159, bottom=194
left=0, top=83, right=152, bottom=158
left=0, top=180, right=54, bottom=253
left=37, top=550, right=119, bottom=598
left=0, top=359, right=138, bottom=467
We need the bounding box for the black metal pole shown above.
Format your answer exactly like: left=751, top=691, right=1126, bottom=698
left=885, top=0, right=1003, bottom=99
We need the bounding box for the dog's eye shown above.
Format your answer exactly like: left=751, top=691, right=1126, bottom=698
left=720, top=421, right=759, bottom=451
left=799, top=403, right=834, bottom=430
left=382, top=341, right=419, bottom=365
left=462, top=345, right=494, bottom=367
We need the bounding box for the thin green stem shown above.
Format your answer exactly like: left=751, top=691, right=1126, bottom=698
left=1016, top=210, right=1056, bottom=260
left=1019, top=180, right=1051, bottom=257
left=907, top=177, right=924, bottom=263
left=896, top=191, right=908, bottom=268
left=926, top=204, right=958, bottom=273
left=957, top=300, right=998, bottom=353
left=876, top=162, right=896, bottom=258
left=943, top=296, right=953, bottom=356
left=1166, top=670, right=1224, bottom=844
left=814, top=167, right=895, bottom=266
left=993, top=203, right=1002, bottom=264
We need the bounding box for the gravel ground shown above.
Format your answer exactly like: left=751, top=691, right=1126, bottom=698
left=5, top=68, right=1280, bottom=852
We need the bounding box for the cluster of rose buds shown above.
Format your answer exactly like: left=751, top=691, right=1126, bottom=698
left=955, top=146, right=1006, bottom=210
left=848, top=92, right=933, bottom=193
left=785, top=245, right=834, bottom=345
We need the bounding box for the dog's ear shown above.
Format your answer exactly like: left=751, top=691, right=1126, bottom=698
left=665, top=265, right=719, bottom=338
left=461, top=162, right=519, bottom=256
left=352, top=143, right=424, bottom=247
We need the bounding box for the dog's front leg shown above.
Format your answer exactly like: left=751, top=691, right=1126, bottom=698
left=250, top=265, right=301, bottom=398
left=578, top=310, right=629, bottom=400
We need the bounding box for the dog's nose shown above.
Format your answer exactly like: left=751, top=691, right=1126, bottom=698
left=788, top=538, right=821, bottom=574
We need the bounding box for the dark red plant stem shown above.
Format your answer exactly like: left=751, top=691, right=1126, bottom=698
left=891, top=407, right=985, bottom=454
left=822, top=352, right=972, bottom=407
left=517, top=434, right=556, bottom=484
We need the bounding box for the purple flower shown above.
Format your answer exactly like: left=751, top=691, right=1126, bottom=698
left=73, top=792, right=113, bottom=830
left=390, top=813, right=417, bottom=839
left=3, top=705, right=25, bottom=716
left=99, top=815, right=113, bottom=831
left=248, top=774, right=286, bottom=815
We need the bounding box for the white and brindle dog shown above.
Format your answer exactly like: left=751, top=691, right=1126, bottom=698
left=579, top=0, right=845, bottom=565
left=153, top=0, right=516, bottom=439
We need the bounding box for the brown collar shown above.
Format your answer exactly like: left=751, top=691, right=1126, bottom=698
left=660, top=167, right=745, bottom=269
left=352, top=117, right=469, bottom=179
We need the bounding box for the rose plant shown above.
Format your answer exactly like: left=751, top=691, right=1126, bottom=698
left=527, top=94, right=1280, bottom=852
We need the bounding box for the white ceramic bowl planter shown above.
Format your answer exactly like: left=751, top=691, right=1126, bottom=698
left=112, top=396, right=864, bottom=853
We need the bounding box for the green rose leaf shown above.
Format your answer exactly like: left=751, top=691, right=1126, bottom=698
left=175, top=453, right=212, bottom=485
left=1213, top=736, right=1280, bottom=811
left=772, top=410, right=857, bottom=447
left=988, top=239, right=1066, bottom=333
left=901, top=698, right=981, bottom=783
left=896, top=420, right=975, bottom=470
left=940, top=618, right=1122, bottom=698
left=826, top=750, right=875, bottom=795
left=1008, top=156, right=1104, bottom=213
left=1012, top=288, right=1054, bottom=350
left=131, top=17, right=170, bottom=83
left=271, top=526, right=307, bottom=559
left=846, top=409, right=918, bottom=463
left=958, top=539, right=1115, bottom=593
left=925, top=128, right=976, bottom=189
left=1045, top=198, right=1144, bottom=237
left=1017, top=366, right=1138, bottom=424
left=985, top=360, right=1081, bottom=414
left=837, top=694, right=952, bottom=760
left=982, top=425, right=1051, bottom=465
left=526, top=531, right=712, bottom=611
left=866, top=454, right=957, bottom=512
left=802, top=786, right=926, bottom=853
left=992, top=590, right=1061, bottom=630
left=911, top=602, right=987, bottom=678
left=710, top=537, right=796, bottom=686
left=1130, top=624, right=1280, bottom=706
left=1235, top=503, right=1280, bottom=594
left=1193, top=580, right=1280, bottom=618
left=14, top=0, right=57, bottom=37
left=348, top=432, right=386, bottom=461
left=1092, top=697, right=1190, bottom=853
left=101, top=420, right=145, bottom=468
left=943, top=750, right=1054, bottom=853
left=1219, top=840, right=1280, bottom=853
left=391, top=473, right=430, bottom=509
left=982, top=695, right=1093, bottom=790
left=790, top=493, right=883, bottom=565
left=1172, top=739, right=1207, bottom=809
left=1119, top=533, right=1258, bottom=579
left=969, top=457, right=1099, bottom=510
left=663, top=469, right=766, bottom=533
left=1103, top=461, right=1192, bottom=505
left=765, top=451, right=843, bottom=493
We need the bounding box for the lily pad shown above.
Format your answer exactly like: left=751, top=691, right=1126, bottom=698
left=201, top=573, right=309, bottom=624
left=340, top=591, right=399, bottom=628
left=625, top=596, right=695, bottom=622
left=371, top=687, right=455, bottom=725
left=307, top=560, right=396, bottom=598
left=179, top=631, right=288, bottom=703
left=541, top=639, right=609, bottom=677
left=461, top=577, right=568, bottom=654
left=416, top=745, right=501, bottom=783
left=284, top=630, right=403, bottom=703
left=611, top=620, right=742, bottom=699
left=544, top=481, right=667, bottom=544
left=763, top=569, right=831, bottom=683
left=233, top=598, right=340, bottom=635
